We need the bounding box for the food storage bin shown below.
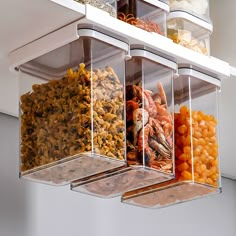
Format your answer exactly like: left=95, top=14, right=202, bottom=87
left=169, top=0, right=210, bottom=22
left=19, top=27, right=128, bottom=185
left=117, top=0, right=169, bottom=36
left=74, top=0, right=117, bottom=17
left=71, top=46, right=177, bottom=197
left=122, top=65, right=222, bottom=208
left=167, top=11, right=213, bottom=55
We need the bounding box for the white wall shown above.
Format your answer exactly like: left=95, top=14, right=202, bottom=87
left=0, top=113, right=236, bottom=236
left=0, top=113, right=33, bottom=236
left=210, top=0, right=236, bottom=179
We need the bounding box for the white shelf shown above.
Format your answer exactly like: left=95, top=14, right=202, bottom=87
left=83, top=4, right=230, bottom=78
left=9, top=2, right=230, bottom=79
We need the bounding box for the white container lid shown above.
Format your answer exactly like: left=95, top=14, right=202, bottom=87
left=78, top=28, right=129, bottom=52
left=130, top=46, right=177, bottom=70
left=167, top=11, right=213, bottom=33
left=143, top=0, right=170, bottom=12
left=178, top=64, right=221, bottom=87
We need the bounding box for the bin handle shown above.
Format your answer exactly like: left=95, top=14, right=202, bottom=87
left=230, top=66, right=236, bottom=77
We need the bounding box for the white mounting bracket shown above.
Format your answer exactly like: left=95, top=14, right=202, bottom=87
left=230, top=66, right=236, bottom=77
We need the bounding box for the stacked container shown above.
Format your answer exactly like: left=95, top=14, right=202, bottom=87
left=71, top=46, right=177, bottom=197
left=169, top=0, right=210, bottom=20
left=118, top=0, right=169, bottom=36
left=122, top=65, right=222, bottom=208
left=167, top=0, right=212, bottom=55
left=74, top=0, right=117, bottom=17
left=19, top=27, right=128, bottom=185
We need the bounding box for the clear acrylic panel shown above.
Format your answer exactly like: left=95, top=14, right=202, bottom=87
left=126, top=55, right=174, bottom=173
left=19, top=29, right=127, bottom=185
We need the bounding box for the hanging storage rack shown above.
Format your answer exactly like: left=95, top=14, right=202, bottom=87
left=8, top=0, right=236, bottom=207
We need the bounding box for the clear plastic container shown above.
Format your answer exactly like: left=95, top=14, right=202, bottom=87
left=167, top=11, right=213, bottom=55
left=19, top=27, right=128, bottom=185
left=117, top=0, right=169, bottom=36
left=169, top=0, right=210, bottom=22
left=122, top=65, right=222, bottom=208
left=71, top=46, right=177, bottom=197
left=74, top=0, right=117, bottom=17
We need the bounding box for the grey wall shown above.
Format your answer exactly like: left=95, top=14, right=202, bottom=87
left=210, top=0, right=236, bottom=179
left=0, top=113, right=236, bottom=236
left=0, top=113, right=33, bottom=236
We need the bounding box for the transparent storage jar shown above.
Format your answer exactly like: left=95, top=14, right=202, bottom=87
left=117, top=0, right=169, bottom=36
left=167, top=11, right=212, bottom=56
left=169, top=0, right=210, bottom=22
left=122, top=66, right=222, bottom=208
left=74, top=0, right=117, bottom=17
left=19, top=28, right=128, bottom=185
left=71, top=46, right=177, bottom=197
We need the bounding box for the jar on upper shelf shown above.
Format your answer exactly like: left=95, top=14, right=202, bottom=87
left=167, top=11, right=213, bottom=56
left=169, top=0, right=211, bottom=22
left=117, top=0, right=169, bottom=36
left=74, top=0, right=117, bottom=17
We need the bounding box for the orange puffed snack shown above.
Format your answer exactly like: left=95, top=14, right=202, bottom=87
left=174, top=106, right=219, bottom=187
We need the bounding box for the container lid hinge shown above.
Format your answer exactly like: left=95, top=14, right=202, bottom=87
left=125, top=44, right=132, bottom=60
